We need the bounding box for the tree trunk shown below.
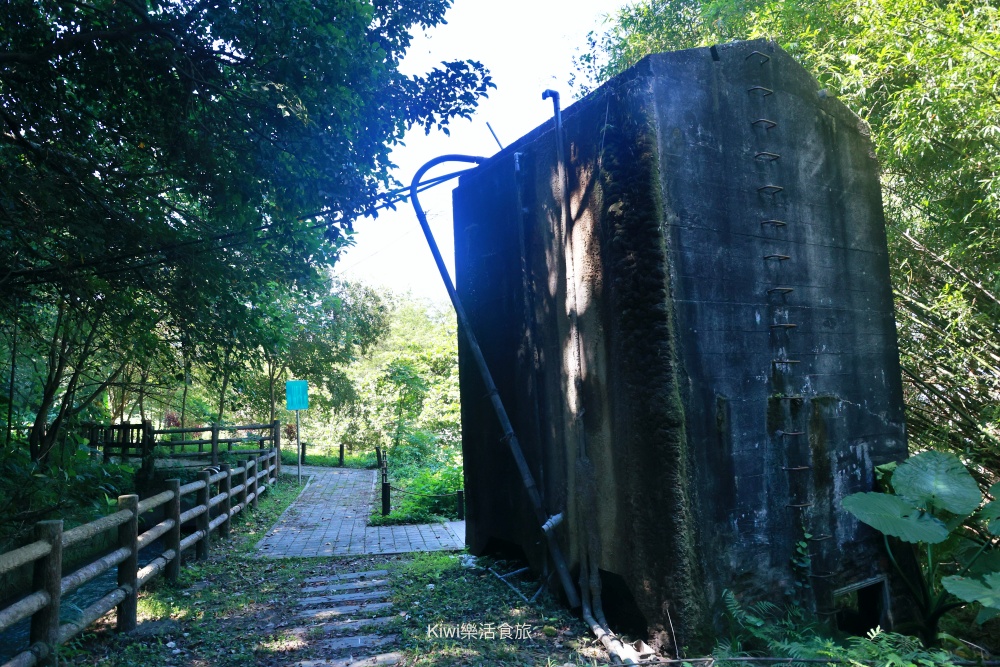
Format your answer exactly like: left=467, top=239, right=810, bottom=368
left=216, top=345, right=232, bottom=423
left=180, top=352, right=190, bottom=428
left=6, top=299, right=17, bottom=447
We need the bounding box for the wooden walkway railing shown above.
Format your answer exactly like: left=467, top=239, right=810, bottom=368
left=89, top=420, right=282, bottom=469
left=0, top=448, right=279, bottom=667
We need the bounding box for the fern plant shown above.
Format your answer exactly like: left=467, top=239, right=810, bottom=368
left=716, top=591, right=958, bottom=667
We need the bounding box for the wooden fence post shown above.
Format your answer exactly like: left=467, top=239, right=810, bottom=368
left=457, top=489, right=465, bottom=520
left=272, top=419, right=281, bottom=476
left=237, top=460, right=248, bottom=510
left=196, top=471, right=210, bottom=560
left=339, top=442, right=345, bottom=467
left=247, top=458, right=258, bottom=510
left=270, top=449, right=277, bottom=484
left=220, top=463, right=232, bottom=538
left=30, top=520, right=62, bottom=664
left=210, top=423, right=219, bottom=466
left=165, top=479, right=181, bottom=582
left=117, top=494, right=139, bottom=633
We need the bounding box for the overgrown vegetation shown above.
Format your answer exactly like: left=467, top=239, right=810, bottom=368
left=0, top=440, right=134, bottom=551
left=716, top=591, right=961, bottom=667
left=844, top=451, right=1000, bottom=645
left=0, top=1, right=489, bottom=531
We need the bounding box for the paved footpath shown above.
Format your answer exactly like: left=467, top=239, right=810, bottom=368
left=256, top=466, right=464, bottom=558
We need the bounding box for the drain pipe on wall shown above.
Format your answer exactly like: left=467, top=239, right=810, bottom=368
left=409, top=155, right=580, bottom=610
left=542, top=90, right=642, bottom=666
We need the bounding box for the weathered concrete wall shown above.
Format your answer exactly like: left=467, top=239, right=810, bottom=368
left=452, top=39, right=907, bottom=649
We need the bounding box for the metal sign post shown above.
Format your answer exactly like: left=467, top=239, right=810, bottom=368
left=285, top=380, right=309, bottom=484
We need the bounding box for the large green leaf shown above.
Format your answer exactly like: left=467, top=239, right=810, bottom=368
left=842, top=492, right=949, bottom=544
left=943, top=573, right=1000, bottom=609
left=892, top=451, right=981, bottom=517
left=976, top=500, right=1000, bottom=535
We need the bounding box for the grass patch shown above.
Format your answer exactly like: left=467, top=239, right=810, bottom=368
left=387, top=552, right=607, bottom=666
left=279, top=448, right=377, bottom=469
left=370, top=442, right=464, bottom=525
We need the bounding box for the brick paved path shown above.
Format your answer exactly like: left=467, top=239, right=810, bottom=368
left=256, top=467, right=465, bottom=558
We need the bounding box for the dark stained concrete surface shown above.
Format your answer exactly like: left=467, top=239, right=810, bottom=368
left=452, top=40, right=907, bottom=649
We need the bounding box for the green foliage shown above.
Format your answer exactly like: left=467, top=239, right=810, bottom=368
left=0, top=440, right=134, bottom=549
left=372, top=432, right=464, bottom=525
left=278, top=448, right=377, bottom=469
left=717, top=590, right=957, bottom=667
left=1, top=0, right=490, bottom=463
left=843, top=451, right=1000, bottom=644
left=329, top=295, right=460, bottom=457
left=578, top=0, right=1000, bottom=476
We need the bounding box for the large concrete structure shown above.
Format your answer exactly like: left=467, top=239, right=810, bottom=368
left=452, top=40, right=907, bottom=649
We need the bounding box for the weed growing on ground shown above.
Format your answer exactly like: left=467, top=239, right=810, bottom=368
left=387, top=552, right=607, bottom=666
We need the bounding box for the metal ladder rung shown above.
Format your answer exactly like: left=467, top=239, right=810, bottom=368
left=745, top=51, right=771, bottom=64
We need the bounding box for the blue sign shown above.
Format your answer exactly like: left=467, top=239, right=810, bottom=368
left=285, top=380, right=309, bottom=410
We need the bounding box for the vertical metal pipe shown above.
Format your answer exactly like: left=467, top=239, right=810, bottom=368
left=295, top=410, right=301, bottom=484
left=409, top=155, right=580, bottom=609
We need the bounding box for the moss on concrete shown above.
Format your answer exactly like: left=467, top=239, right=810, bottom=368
left=598, top=81, right=710, bottom=651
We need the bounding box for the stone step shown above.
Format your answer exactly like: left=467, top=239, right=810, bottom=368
left=286, top=616, right=395, bottom=638
left=316, top=633, right=398, bottom=652
left=301, top=578, right=388, bottom=594
left=297, top=590, right=389, bottom=607
left=295, top=602, right=393, bottom=621
left=295, top=652, right=403, bottom=667
left=303, top=570, right=389, bottom=584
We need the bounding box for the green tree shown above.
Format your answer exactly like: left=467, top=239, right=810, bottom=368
left=230, top=278, right=390, bottom=424
left=1, top=0, right=492, bottom=459
left=333, top=295, right=459, bottom=456
left=578, top=0, right=1000, bottom=467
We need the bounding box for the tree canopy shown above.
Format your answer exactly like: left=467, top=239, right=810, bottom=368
left=0, top=0, right=492, bottom=459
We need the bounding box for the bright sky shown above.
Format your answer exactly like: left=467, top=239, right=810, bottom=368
left=333, top=0, right=629, bottom=303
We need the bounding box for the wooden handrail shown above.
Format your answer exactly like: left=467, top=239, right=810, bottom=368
left=0, top=447, right=280, bottom=667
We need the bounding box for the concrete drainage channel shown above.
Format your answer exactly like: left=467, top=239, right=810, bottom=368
left=287, top=569, right=402, bottom=667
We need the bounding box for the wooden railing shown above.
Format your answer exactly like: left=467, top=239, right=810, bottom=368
left=88, top=420, right=281, bottom=472
left=0, top=448, right=280, bottom=667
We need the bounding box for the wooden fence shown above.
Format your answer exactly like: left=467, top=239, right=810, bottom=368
left=88, top=420, right=282, bottom=471
left=0, top=448, right=280, bottom=667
